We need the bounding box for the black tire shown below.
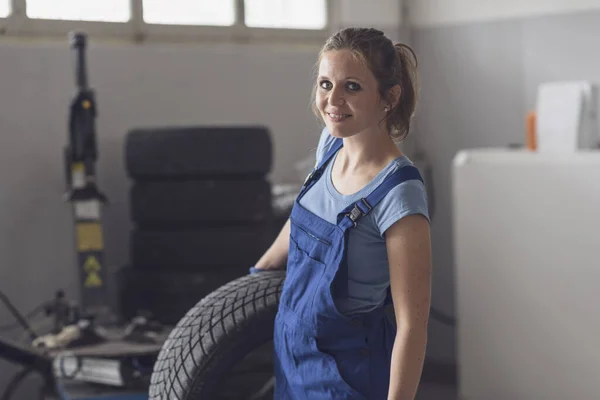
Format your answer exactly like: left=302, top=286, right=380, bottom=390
left=125, top=126, right=272, bottom=180
left=130, top=226, right=273, bottom=271
left=130, top=179, right=272, bottom=227
left=117, top=267, right=249, bottom=325
left=149, top=270, right=285, bottom=400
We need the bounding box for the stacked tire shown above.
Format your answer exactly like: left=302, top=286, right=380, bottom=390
left=118, top=126, right=274, bottom=325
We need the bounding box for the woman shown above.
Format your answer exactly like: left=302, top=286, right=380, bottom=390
left=252, top=27, right=432, bottom=400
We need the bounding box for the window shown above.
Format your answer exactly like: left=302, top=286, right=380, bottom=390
left=143, top=0, right=236, bottom=26
left=2, top=0, right=329, bottom=40
left=0, top=0, right=10, bottom=18
left=26, top=0, right=130, bottom=22
left=244, top=0, right=327, bottom=29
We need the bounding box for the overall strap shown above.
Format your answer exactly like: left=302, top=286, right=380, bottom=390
left=297, top=138, right=343, bottom=199
left=334, top=165, right=424, bottom=300
left=337, top=165, right=423, bottom=230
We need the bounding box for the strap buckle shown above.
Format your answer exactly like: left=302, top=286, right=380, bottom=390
left=347, top=198, right=372, bottom=227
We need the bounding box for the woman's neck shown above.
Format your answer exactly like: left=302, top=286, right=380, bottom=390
left=337, top=129, right=402, bottom=174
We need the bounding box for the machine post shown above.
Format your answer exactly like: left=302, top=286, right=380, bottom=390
left=65, top=31, right=110, bottom=320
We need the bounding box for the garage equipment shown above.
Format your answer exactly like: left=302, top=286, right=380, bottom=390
left=0, top=32, right=159, bottom=400
left=64, top=31, right=111, bottom=321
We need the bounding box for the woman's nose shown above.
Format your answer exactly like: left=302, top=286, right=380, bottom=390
left=328, top=87, right=345, bottom=106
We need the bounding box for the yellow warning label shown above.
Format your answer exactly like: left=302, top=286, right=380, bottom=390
left=83, top=255, right=103, bottom=288
left=84, top=255, right=101, bottom=272
left=84, top=272, right=103, bottom=287
left=76, top=223, right=104, bottom=251
left=71, top=162, right=85, bottom=174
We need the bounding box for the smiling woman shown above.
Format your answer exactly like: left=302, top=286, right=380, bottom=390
left=265, top=28, right=429, bottom=400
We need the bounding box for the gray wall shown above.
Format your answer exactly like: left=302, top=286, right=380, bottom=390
left=411, top=9, right=600, bottom=363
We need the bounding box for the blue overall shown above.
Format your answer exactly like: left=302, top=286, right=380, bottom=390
left=273, top=138, right=423, bottom=399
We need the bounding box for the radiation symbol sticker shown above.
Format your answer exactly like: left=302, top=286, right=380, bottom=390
left=83, top=255, right=103, bottom=288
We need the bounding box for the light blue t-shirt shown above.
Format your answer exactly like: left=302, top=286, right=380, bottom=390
left=298, top=128, right=430, bottom=315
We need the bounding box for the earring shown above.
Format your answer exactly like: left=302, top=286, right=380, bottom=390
left=384, top=106, right=390, bottom=112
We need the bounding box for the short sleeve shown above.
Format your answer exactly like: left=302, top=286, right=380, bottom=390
left=373, top=179, right=430, bottom=237
left=315, top=127, right=337, bottom=166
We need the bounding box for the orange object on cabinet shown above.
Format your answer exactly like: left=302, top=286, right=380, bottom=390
left=526, top=111, right=537, bottom=151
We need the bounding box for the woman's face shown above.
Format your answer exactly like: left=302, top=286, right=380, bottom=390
left=316, top=49, right=386, bottom=139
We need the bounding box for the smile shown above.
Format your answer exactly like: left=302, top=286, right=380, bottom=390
left=326, top=113, right=352, bottom=122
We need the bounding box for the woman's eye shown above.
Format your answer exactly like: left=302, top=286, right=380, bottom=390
left=346, top=81, right=361, bottom=91
left=319, top=80, right=332, bottom=90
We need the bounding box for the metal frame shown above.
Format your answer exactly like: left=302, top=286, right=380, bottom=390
left=0, top=0, right=333, bottom=44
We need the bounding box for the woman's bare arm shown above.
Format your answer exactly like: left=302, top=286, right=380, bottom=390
left=385, top=214, right=432, bottom=400
left=254, top=218, right=291, bottom=270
